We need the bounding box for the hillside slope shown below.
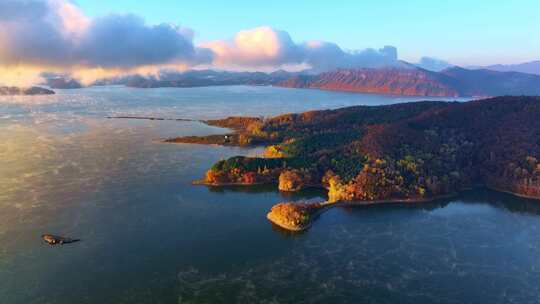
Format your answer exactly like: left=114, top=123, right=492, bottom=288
left=279, top=68, right=459, bottom=97
left=474, top=60, right=540, bottom=75
left=278, top=67, right=540, bottom=97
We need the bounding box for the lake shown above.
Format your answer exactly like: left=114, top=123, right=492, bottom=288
left=1, top=86, right=539, bottom=304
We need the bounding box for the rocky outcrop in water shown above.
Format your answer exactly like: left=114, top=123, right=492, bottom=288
left=41, top=234, right=80, bottom=245
left=267, top=202, right=324, bottom=231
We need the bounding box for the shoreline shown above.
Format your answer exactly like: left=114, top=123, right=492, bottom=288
left=266, top=187, right=540, bottom=232
left=267, top=193, right=459, bottom=232
left=192, top=179, right=323, bottom=189
left=106, top=116, right=199, bottom=122
left=193, top=178, right=540, bottom=232
left=486, top=185, right=540, bottom=201
left=196, top=179, right=540, bottom=202
left=192, top=179, right=272, bottom=187
left=122, top=83, right=474, bottom=98
left=276, top=85, right=465, bottom=98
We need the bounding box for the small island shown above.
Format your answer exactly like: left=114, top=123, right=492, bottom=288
left=0, top=86, right=55, bottom=96
left=168, top=96, right=540, bottom=231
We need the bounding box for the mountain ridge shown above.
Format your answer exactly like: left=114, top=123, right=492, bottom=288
left=470, top=60, right=540, bottom=75
left=123, top=66, right=540, bottom=97
left=278, top=66, right=540, bottom=97
left=45, top=65, right=540, bottom=97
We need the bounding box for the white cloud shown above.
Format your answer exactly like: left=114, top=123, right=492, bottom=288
left=415, top=57, right=453, bottom=71
left=203, top=26, right=400, bottom=71
left=0, top=0, right=211, bottom=85
left=0, top=2, right=423, bottom=86
left=202, top=27, right=303, bottom=68
left=302, top=41, right=398, bottom=72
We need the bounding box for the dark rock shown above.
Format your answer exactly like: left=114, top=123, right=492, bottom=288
left=41, top=234, right=80, bottom=245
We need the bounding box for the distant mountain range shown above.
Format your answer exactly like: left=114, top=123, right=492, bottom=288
left=43, top=64, right=540, bottom=97
left=470, top=60, right=540, bottom=75
left=123, top=70, right=296, bottom=88
left=43, top=70, right=298, bottom=89
left=45, top=77, right=83, bottom=89
left=279, top=67, right=456, bottom=96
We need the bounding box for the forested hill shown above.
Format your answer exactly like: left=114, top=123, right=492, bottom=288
left=170, top=96, right=540, bottom=201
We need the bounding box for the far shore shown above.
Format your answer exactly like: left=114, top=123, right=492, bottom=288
left=487, top=185, right=540, bottom=201
left=192, top=168, right=540, bottom=232
left=106, top=116, right=199, bottom=122
left=192, top=179, right=271, bottom=187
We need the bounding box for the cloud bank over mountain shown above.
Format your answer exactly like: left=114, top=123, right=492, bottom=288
left=470, top=61, right=540, bottom=75
left=202, top=27, right=304, bottom=68
left=0, top=0, right=210, bottom=68
left=0, top=0, right=211, bottom=85
left=302, top=42, right=398, bottom=72
left=0, top=0, right=441, bottom=85
left=202, top=27, right=399, bottom=71
left=414, top=57, right=454, bottom=72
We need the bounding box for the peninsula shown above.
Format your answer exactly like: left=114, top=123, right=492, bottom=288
left=168, top=96, right=540, bottom=230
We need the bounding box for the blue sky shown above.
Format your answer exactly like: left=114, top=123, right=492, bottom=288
left=75, top=0, right=540, bottom=65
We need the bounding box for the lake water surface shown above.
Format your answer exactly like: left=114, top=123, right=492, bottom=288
left=1, top=86, right=539, bottom=303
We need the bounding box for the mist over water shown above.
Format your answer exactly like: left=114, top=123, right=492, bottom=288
left=1, top=86, right=539, bottom=304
